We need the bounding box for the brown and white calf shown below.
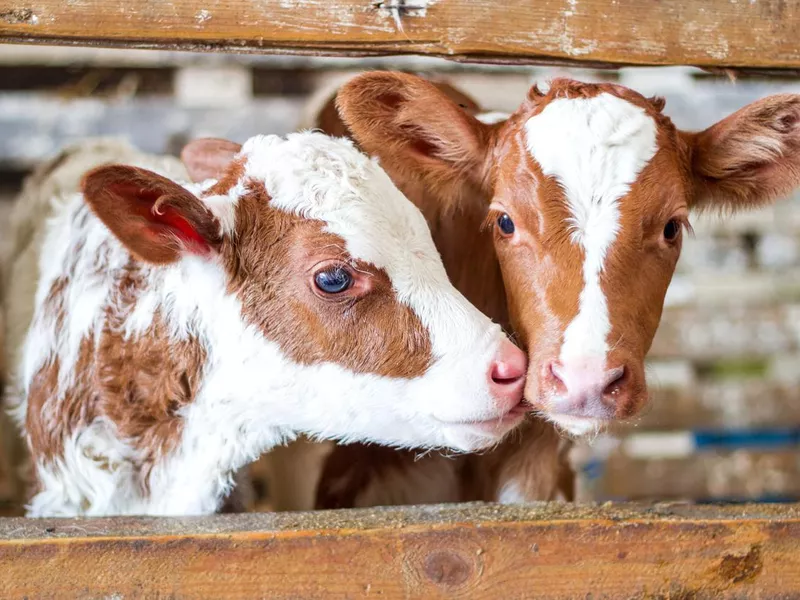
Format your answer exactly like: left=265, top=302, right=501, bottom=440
left=298, top=73, right=800, bottom=509
left=4, top=131, right=529, bottom=516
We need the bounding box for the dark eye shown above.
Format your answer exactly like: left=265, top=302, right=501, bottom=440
left=497, top=213, right=515, bottom=235
left=314, top=266, right=353, bottom=294
left=663, top=219, right=681, bottom=242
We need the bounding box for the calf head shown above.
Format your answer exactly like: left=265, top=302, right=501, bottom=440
left=81, top=132, right=527, bottom=452
left=336, top=72, right=800, bottom=436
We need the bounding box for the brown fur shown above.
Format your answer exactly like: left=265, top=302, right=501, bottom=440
left=311, top=73, right=800, bottom=510
left=316, top=419, right=568, bottom=509
left=221, top=181, right=433, bottom=377
left=99, top=314, right=207, bottom=489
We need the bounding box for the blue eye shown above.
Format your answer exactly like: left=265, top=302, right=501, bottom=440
left=497, top=213, right=515, bottom=235
left=314, top=267, right=353, bottom=294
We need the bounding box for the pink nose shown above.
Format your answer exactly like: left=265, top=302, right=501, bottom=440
left=488, top=340, right=527, bottom=410
left=543, top=359, right=629, bottom=419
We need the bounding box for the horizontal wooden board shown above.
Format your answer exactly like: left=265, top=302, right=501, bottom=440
left=599, top=450, right=800, bottom=501
left=651, top=303, right=800, bottom=360
left=638, top=380, right=800, bottom=430
left=2, top=503, right=800, bottom=598
left=0, top=0, right=799, bottom=69
left=0, top=94, right=303, bottom=169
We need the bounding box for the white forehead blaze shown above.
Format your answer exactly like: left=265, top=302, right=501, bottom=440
left=524, top=93, right=658, bottom=363
left=237, top=132, right=494, bottom=358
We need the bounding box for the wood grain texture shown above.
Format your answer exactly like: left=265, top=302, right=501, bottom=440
left=601, top=450, right=800, bottom=501
left=2, top=503, right=800, bottom=598
left=0, top=0, right=798, bottom=69
left=641, top=380, right=800, bottom=430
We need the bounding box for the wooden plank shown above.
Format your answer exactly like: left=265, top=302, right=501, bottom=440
left=599, top=450, right=800, bottom=501
left=2, top=503, right=800, bottom=598
left=639, top=380, right=800, bottom=430
left=0, top=1, right=799, bottom=70
left=651, top=304, right=800, bottom=360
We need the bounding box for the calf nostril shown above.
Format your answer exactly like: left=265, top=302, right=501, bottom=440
left=490, top=341, right=527, bottom=386
left=549, top=362, right=565, bottom=384
left=491, top=362, right=524, bottom=385
left=545, top=362, right=568, bottom=394
left=602, top=366, right=627, bottom=397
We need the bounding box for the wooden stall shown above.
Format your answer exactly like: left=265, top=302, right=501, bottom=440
left=0, top=0, right=799, bottom=71
left=3, top=503, right=800, bottom=598
left=1, top=1, right=799, bottom=597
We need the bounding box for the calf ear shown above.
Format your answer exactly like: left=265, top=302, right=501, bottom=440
left=688, top=94, right=800, bottom=211
left=312, top=90, right=354, bottom=139
left=82, top=165, right=222, bottom=265
left=180, top=138, right=242, bottom=183
left=335, top=72, right=492, bottom=191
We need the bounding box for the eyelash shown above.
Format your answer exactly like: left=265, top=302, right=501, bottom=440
left=482, top=208, right=505, bottom=232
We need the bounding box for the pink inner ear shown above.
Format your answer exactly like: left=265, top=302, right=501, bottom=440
left=108, top=182, right=212, bottom=254
left=151, top=204, right=212, bottom=254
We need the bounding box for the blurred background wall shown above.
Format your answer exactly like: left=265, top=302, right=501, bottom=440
left=0, top=45, right=798, bottom=512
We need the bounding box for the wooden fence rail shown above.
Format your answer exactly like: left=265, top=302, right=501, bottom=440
left=2, top=503, right=800, bottom=599
left=0, top=0, right=799, bottom=70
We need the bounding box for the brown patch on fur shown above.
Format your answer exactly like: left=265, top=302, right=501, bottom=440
left=98, top=314, right=206, bottom=489
left=315, top=93, right=353, bottom=139
left=26, top=337, right=97, bottom=465
left=26, top=259, right=206, bottom=493
left=26, top=356, right=66, bottom=464
left=315, top=444, right=418, bottom=509
left=466, top=419, right=572, bottom=502
left=204, top=157, right=246, bottom=196
left=222, top=180, right=433, bottom=377
left=315, top=419, right=570, bottom=509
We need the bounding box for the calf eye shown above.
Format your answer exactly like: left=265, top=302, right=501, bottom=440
left=663, top=219, right=681, bottom=242
left=497, top=213, right=515, bottom=235
left=314, top=266, right=353, bottom=294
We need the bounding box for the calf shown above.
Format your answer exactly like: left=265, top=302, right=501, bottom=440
left=307, top=73, right=800, bottom=509
left=5, top=131, right=528, bottom=516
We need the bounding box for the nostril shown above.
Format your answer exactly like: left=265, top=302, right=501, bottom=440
left=602, top=366, right=627, bottom=396
left=545, top=361, right=567, bottom=394
left=490, top=341, right=527, bottom=386
left=549, top=362, right=565, bottom=384
left=491, top=362, right=524, bottom=385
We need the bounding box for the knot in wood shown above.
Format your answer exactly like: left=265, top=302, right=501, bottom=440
left=423, top=549, right=472, bottom=587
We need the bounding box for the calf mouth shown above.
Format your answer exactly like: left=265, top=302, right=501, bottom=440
left=435, top=400, right=528, bottom=437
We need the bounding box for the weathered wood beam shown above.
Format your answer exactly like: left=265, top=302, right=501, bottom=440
left=2, top=503, right=800, bottom=598
left=0, top=1, right=799, bottom=70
